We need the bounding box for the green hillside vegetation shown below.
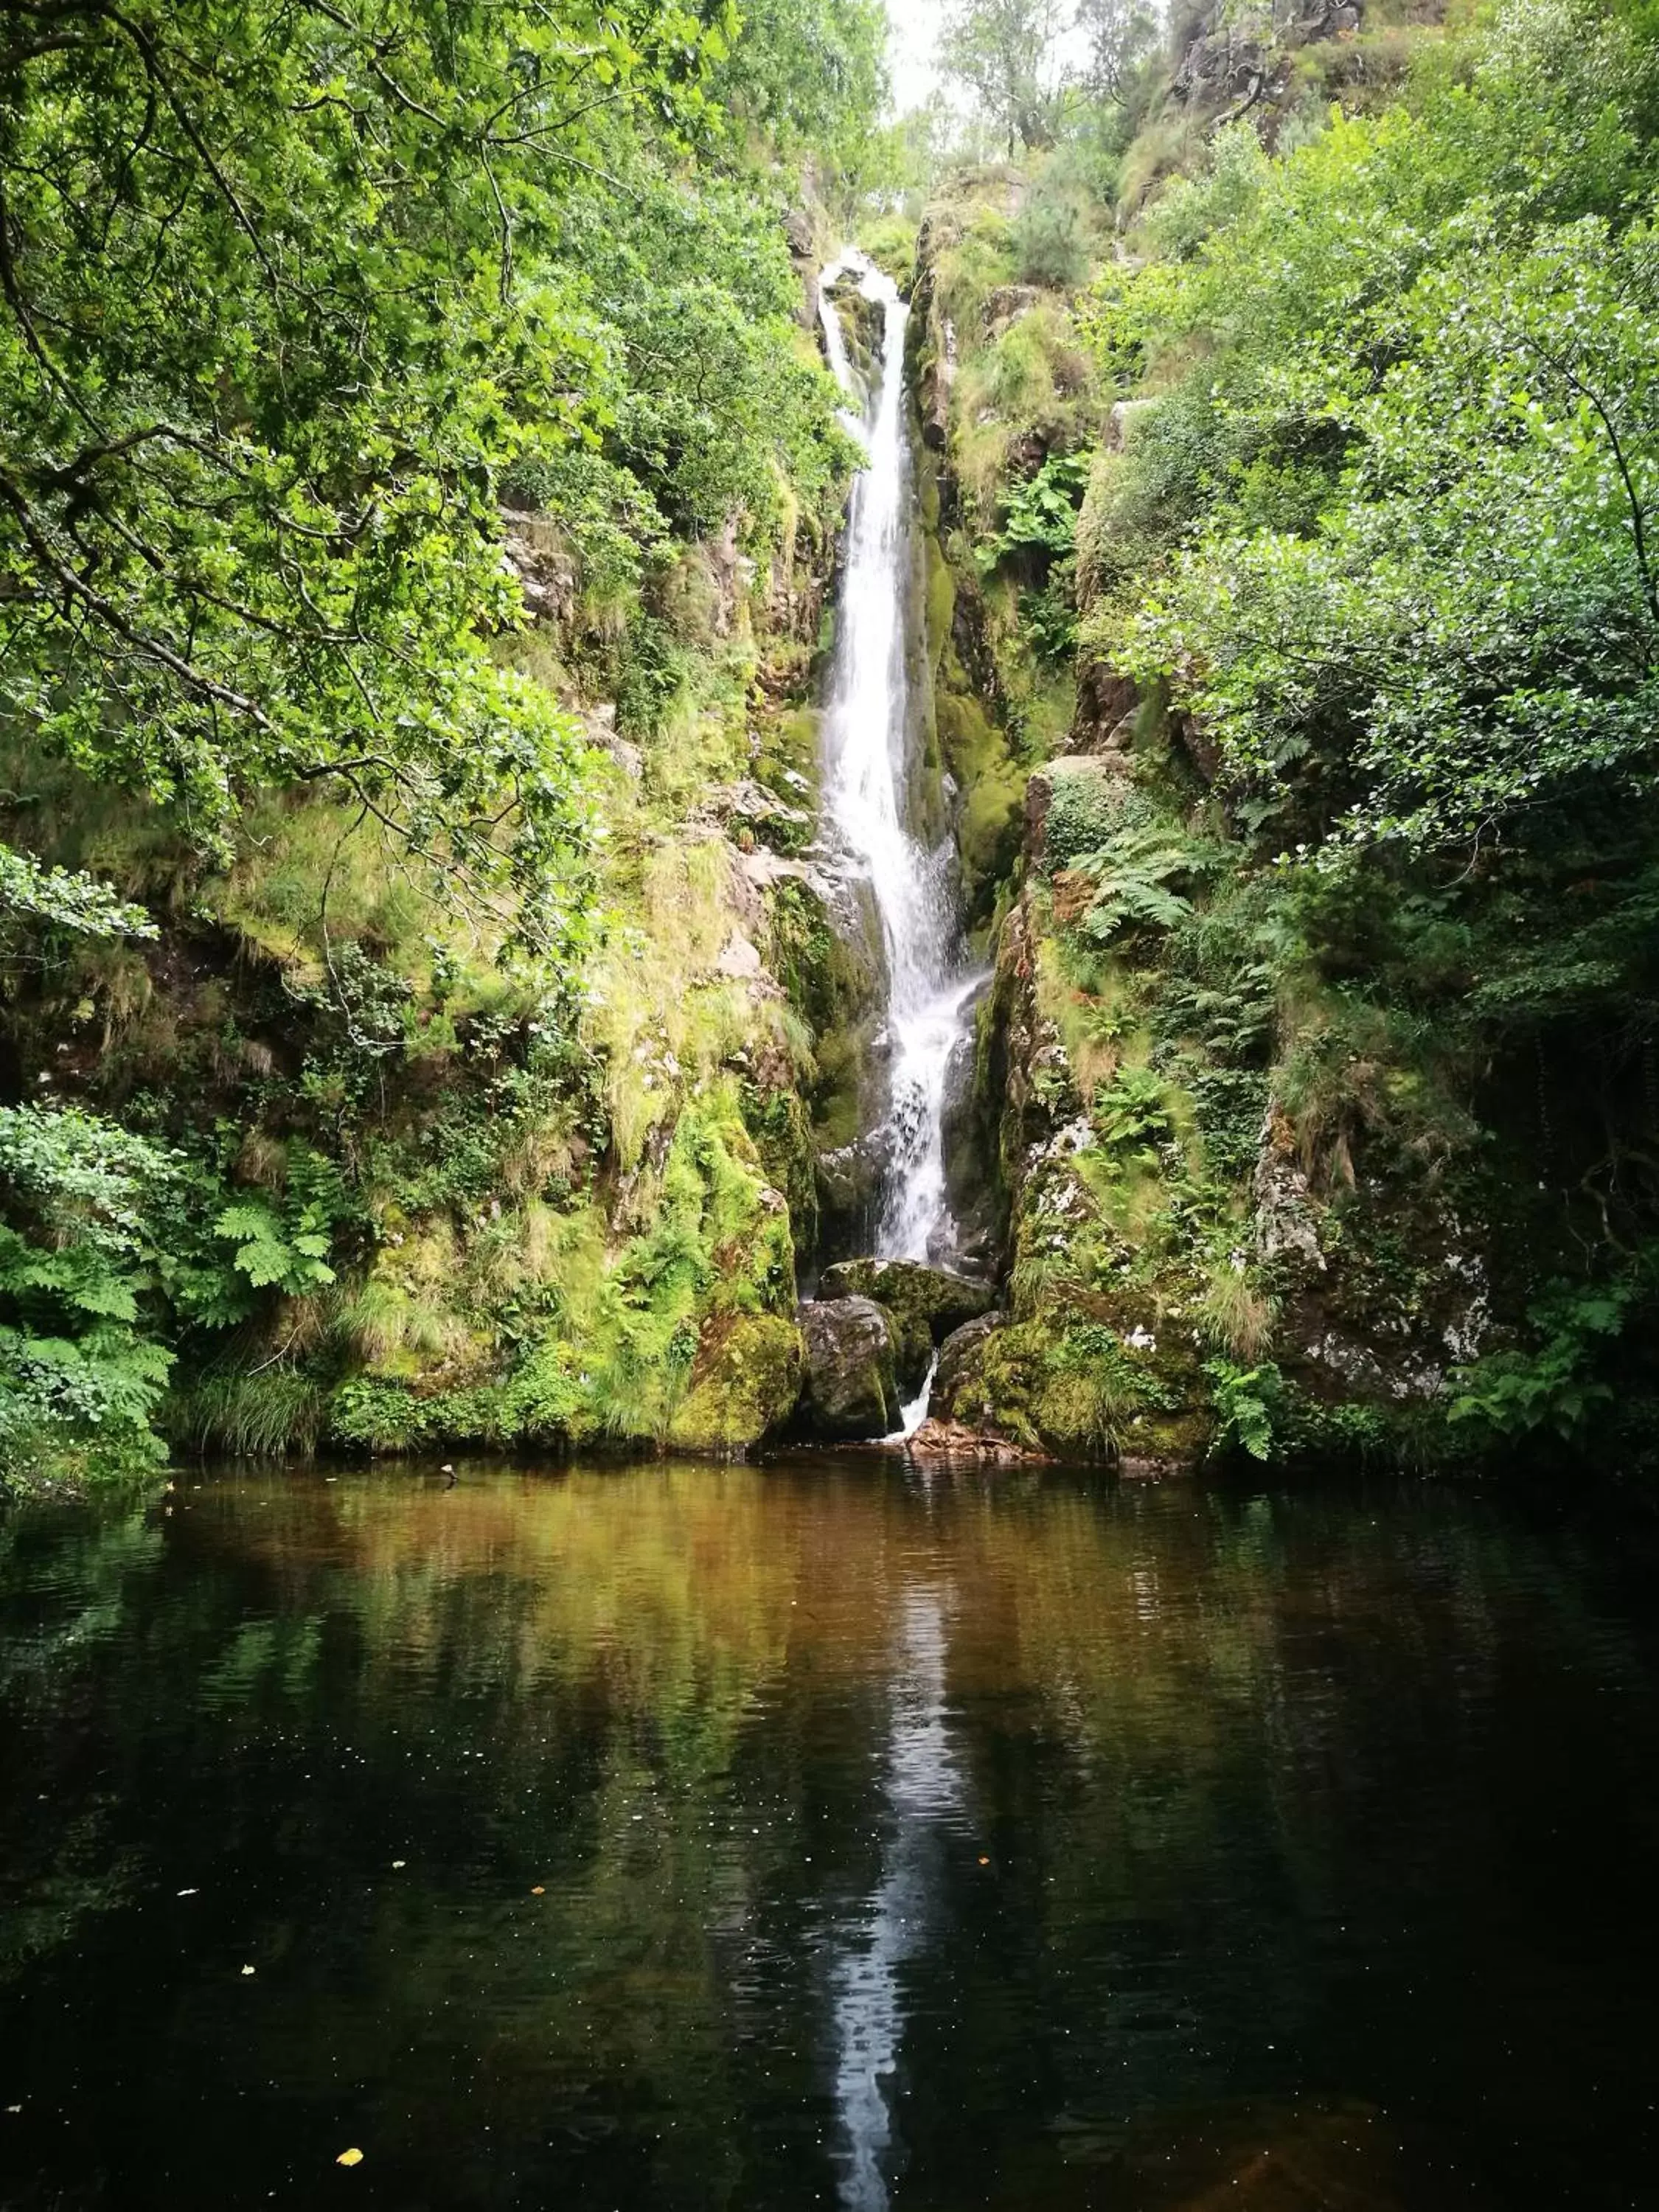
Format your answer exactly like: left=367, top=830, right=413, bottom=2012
left=914, top=0, right=1659, bottom=1469
left=0, top=0, right=887, bottom=1492
left=9, top=0, right=1659, bottom=1491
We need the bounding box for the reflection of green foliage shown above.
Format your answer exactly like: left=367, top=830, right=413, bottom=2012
left=4, top=1455, right=1634, bottom=2202
left=203, top=1617, right=325, bottom=1705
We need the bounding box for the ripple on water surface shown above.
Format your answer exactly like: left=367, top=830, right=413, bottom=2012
left=1, top=1458, right=1658, bottom=2210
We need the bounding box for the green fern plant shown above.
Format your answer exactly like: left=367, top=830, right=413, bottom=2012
left=1071, top=821, right=1223, bottom=946
left=1450, top=1280, right=1635, bottom=1442
left=0, top=1106, right=178, bottom=1479
left=975, top=452, right=1091, bottom=576
left=1204, top=1357, right=1284, bottom=1462
left=1091, top=1065, right=1172, bottom=1156
left=212, top=1201, right=335, bottom=1296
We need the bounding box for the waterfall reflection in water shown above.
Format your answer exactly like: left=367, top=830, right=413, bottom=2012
left=817, top=249, right=982, bottom=1265
left=830, top=1588, right=964, bottom=2211
left=4, top=1462, right=1659, bottom=2211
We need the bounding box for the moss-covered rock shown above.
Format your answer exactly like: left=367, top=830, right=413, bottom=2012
left=813, top=1134, right=886, bottom=1259
left=1026, top=753, right=1130, bottom=871
left=827, top=275, right=886, bottom=397
left=794, top=1295, right=901, bottom=1440
left=931, top=1312, right=1007, bottom=1419
left=924, top=535, right=956, bottom=669
left=933, top=1311, right=1210, bottom=1468
left=818, top=1259, right=995, bottom=1390
left=666, top=1313, right=804, bottom=1456
left=936, top=678, right=1024, bottom=923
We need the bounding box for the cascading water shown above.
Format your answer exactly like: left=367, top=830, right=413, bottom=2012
left=818, top=251, right=981, bottom=1269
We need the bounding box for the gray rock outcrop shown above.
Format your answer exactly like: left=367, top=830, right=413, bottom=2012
left=818, top=1259, right=996, bottom=1392
left=794, top=1296, right=902, bottom=1441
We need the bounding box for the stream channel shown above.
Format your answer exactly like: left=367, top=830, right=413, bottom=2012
left=3, top=1460, right=1659, bottom=2210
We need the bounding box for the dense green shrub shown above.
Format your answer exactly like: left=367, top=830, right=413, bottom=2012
left=1015, top=192, right=1089, bottom=288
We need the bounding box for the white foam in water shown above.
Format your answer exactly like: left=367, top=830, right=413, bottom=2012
left=818, top=251, right=981, bottom=1266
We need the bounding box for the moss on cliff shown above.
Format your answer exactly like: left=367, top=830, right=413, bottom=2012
left=320, top=1081, right=801, bottom=1458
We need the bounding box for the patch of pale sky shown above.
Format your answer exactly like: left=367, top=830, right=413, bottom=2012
left=883, top=1, right=1098, bottom=118
left=885, top=0, right=943, bottom=114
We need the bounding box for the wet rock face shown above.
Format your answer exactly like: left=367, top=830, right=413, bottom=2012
left=1068, top=660, right=1141, bottom=756
left=818, top=1260, right=996, bottom=1392
left=813, top=1133, right=887, bottom=1262
left=825, top=274, right=886, bottom=397
left=795, top=1296, right=901, bottom=1440
left=1253, top=1105, right=1326, bottom=1274
left=939, top=1018, right=1003, bottom=1273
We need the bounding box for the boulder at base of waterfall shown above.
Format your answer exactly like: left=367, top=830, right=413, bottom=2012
left=795, top=1297, right=901, bottom=1441
left=817, top=1259, right=996, bottom=1392
left=929, top=1312, right=1006, bottom=1422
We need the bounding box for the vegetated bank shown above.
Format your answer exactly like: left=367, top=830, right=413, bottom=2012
left=0, top=0, right=900, bottom=1495
left=905, top=0, right=1659, bottom=1477
left=6, top=0, right=1659, bottom=1494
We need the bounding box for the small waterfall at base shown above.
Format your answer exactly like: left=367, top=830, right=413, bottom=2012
left=818, top=248, right=981, bottom=1269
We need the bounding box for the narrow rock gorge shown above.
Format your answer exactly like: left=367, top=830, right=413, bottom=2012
left=6, top=0, right=1659, bottom=1488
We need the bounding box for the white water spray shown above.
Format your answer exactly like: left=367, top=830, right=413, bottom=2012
left=818, top=251, right=980, bottom=1265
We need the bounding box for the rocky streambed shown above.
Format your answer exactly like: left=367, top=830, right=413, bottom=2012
left=792, top=1259, right=997, bottom=1445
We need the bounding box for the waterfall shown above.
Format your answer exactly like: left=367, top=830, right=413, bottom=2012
left=818, top=251, right=981, bottom=1267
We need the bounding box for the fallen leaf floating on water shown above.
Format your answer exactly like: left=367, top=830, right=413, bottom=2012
left=336, top=2148, right=364, bottom=2168
left=530, top=1885, right=545, bottom=1895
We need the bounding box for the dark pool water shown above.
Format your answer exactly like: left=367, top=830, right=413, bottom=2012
left=2, top=1461, right=1658, bottom=2211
